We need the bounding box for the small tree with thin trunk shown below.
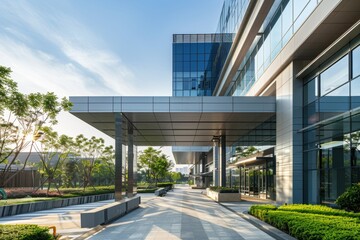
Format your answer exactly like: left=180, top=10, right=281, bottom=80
left=74, top=135, right=107, bottom=190
left=0, top=66, right=72, bottom=187
left=33, top=126, right=73, bottom=195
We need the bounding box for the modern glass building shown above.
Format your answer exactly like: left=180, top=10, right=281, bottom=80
left=70, top=0, right=360, bottom=204
left=172, top=34, right=232, bottom=96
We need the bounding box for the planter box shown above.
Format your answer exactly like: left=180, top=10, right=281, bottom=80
left=206, top=188, right=241, bottom=202
left=81, top=195, right=141, bottom=228
left=0, top=193, right=115, bottom=218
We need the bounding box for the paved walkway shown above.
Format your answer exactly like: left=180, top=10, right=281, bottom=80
left=0, top=195, right=155, bottom=239
left=87, top=187, right=277, bottom=240
left=0, top=187, right=294, bottom=240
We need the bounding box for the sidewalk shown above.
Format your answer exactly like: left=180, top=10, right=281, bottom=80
left=0, top=187, right=295, bottom=240
left=86, top=187, right=289, bottom=240
left=0, top=194, right=155, bottom=239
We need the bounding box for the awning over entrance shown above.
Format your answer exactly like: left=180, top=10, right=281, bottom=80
left=69, top=96, right=276, bottom=147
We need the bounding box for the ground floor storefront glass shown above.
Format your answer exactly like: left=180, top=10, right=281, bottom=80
left=237, top=158, right=276, bottom=200
left=303, top=37, right=360, bottom=204
left=304, top=114, right=360, bottom=204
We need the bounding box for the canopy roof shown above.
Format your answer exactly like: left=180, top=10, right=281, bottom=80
left=70, top=96, right=275, bottom=147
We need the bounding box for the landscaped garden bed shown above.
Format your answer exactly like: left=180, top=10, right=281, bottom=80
left=0, top=224, right=57, bottom=240
left=0, top=186, right=116, bottom=206
left=137, top=182, right=175, bottom=193
left=249, top=204, right=360, bottom=240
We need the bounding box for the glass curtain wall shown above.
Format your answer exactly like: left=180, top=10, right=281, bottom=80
left=229, top=0, right=321, bottom=96
left=303, top=37, right=360, bottom=204
left=172, top=34, right=232, bottom=96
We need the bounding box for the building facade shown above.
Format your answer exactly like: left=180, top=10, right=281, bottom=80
left=70, top=0, right=360, bottom=204
left=173, top=0, right=360, bottom=204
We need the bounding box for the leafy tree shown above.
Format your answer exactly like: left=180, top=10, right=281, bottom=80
left=235, top=146, right=259, bottom=158
left=73, top=135, right=108, bottom=189
left=62, top=158, right=80, bottom=188
left=33, top=126, right=73, bottom=195
left=138, top=147, right=173, bottom=186
left=170, top=172, right=181, bottom=183
left=92, top=146, right=115, bottom=186
left=0, top=66, right=72, bottom=187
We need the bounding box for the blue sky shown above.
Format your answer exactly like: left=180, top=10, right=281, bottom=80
left=0, top=0, right=223, bottom=157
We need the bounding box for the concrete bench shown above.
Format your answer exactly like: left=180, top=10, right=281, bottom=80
left=154, top=188, right=167, bottom=197
left=81, top=195, right=141, bottom=228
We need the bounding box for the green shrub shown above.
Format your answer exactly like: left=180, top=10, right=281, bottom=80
left=278, top=204, right=360, bottom=219
left=0, top=224, right=55, bottom=240
left=209, top=186, right=239, bottom=193
left=249, top=205, right=277, bottom=221
left=336, top=183, right=360, bottom=212
left=137, top=188, right=157, bottom=193
left=60, top=186, right=116, bottom=197
left=265, top=211, right=360, bottom=240
left=157, top=182, right=175, bottom=189
left=250, top=204, right=360, bottom=240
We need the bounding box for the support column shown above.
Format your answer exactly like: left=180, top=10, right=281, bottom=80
left=220, top=135, right=226, bottom=187
left=127, top=125, right=134, bottom=197
left=115, top=113, right=123, bottom=201
left=201, top=153, right=206, bottom=187
left=213, top=137, right=220, bottom=186
left=275, top=61, right=305, bottom=204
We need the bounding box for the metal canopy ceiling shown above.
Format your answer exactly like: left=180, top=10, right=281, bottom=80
left=69, top=96, right=275, bottom=147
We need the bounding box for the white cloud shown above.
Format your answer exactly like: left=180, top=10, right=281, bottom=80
left=0, top=0, right=137, bottom=97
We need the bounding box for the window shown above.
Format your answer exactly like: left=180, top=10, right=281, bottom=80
left=304, top=77, right=318, bottom=105
left=352, top=45, right=360, bottom=78
left=320, top=56, right=348, bottom=96
left=351, top=76, right=360, bottom=109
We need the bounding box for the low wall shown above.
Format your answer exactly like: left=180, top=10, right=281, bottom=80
left=0, top=193, right=115, bottom=217
left=81, top=195, right=141, bottom=228
left=206, top=188, right=241, bottom=202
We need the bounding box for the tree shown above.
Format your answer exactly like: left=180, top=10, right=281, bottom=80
left=33, top=126, right=73, bottom=195
left=62, top=158, right=80, bottom=188
left=235, top=146, right=259, bottom=158
left=73, top=135, right=109, bottom=189
left=138, top=147, right=173, bottom=186
left=92, top=146, right=115, bottom=186
left=0, top=66, right=72, bottom=187
left=170, top=172, right=181, bottom=183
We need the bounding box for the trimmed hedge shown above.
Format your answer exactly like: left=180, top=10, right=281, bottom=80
left=209, top=186, right=239, bottom=193
left=0, top=224, right=55, bottom=240
left=137, top=188, right=157, bottom=193
left=336, top=183, right=360, bottom=212
left=277, top=204, right=360, bottom=219
left=249, top=204, right=277, bottom=221
left=250, top=204, right=360, bottom=240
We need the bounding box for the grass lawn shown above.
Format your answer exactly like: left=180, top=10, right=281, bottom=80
left=0, top=186, right=116, bottom=206
left=250, top=204, right=360, bottom=240
left=0, top=197, right=61, bottom=206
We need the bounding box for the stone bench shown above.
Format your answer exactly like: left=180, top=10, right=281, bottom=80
left=154, top=188, right=167, bottom=197
left=80, top=195, right=141, bottom=228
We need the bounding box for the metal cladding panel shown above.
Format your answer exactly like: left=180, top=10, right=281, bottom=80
left=70, top=96, right=276, bottom=146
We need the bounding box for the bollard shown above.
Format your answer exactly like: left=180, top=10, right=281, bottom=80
left=48, top=226, right=56, bottom=237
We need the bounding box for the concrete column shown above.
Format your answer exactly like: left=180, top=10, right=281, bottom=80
left=213, top=137, right=220, bottom=186
left=115, top=113, right=123, bottom=201
left=127, top=125, right=134, bottom=197
left=220, top=135, right=226, bottom=187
